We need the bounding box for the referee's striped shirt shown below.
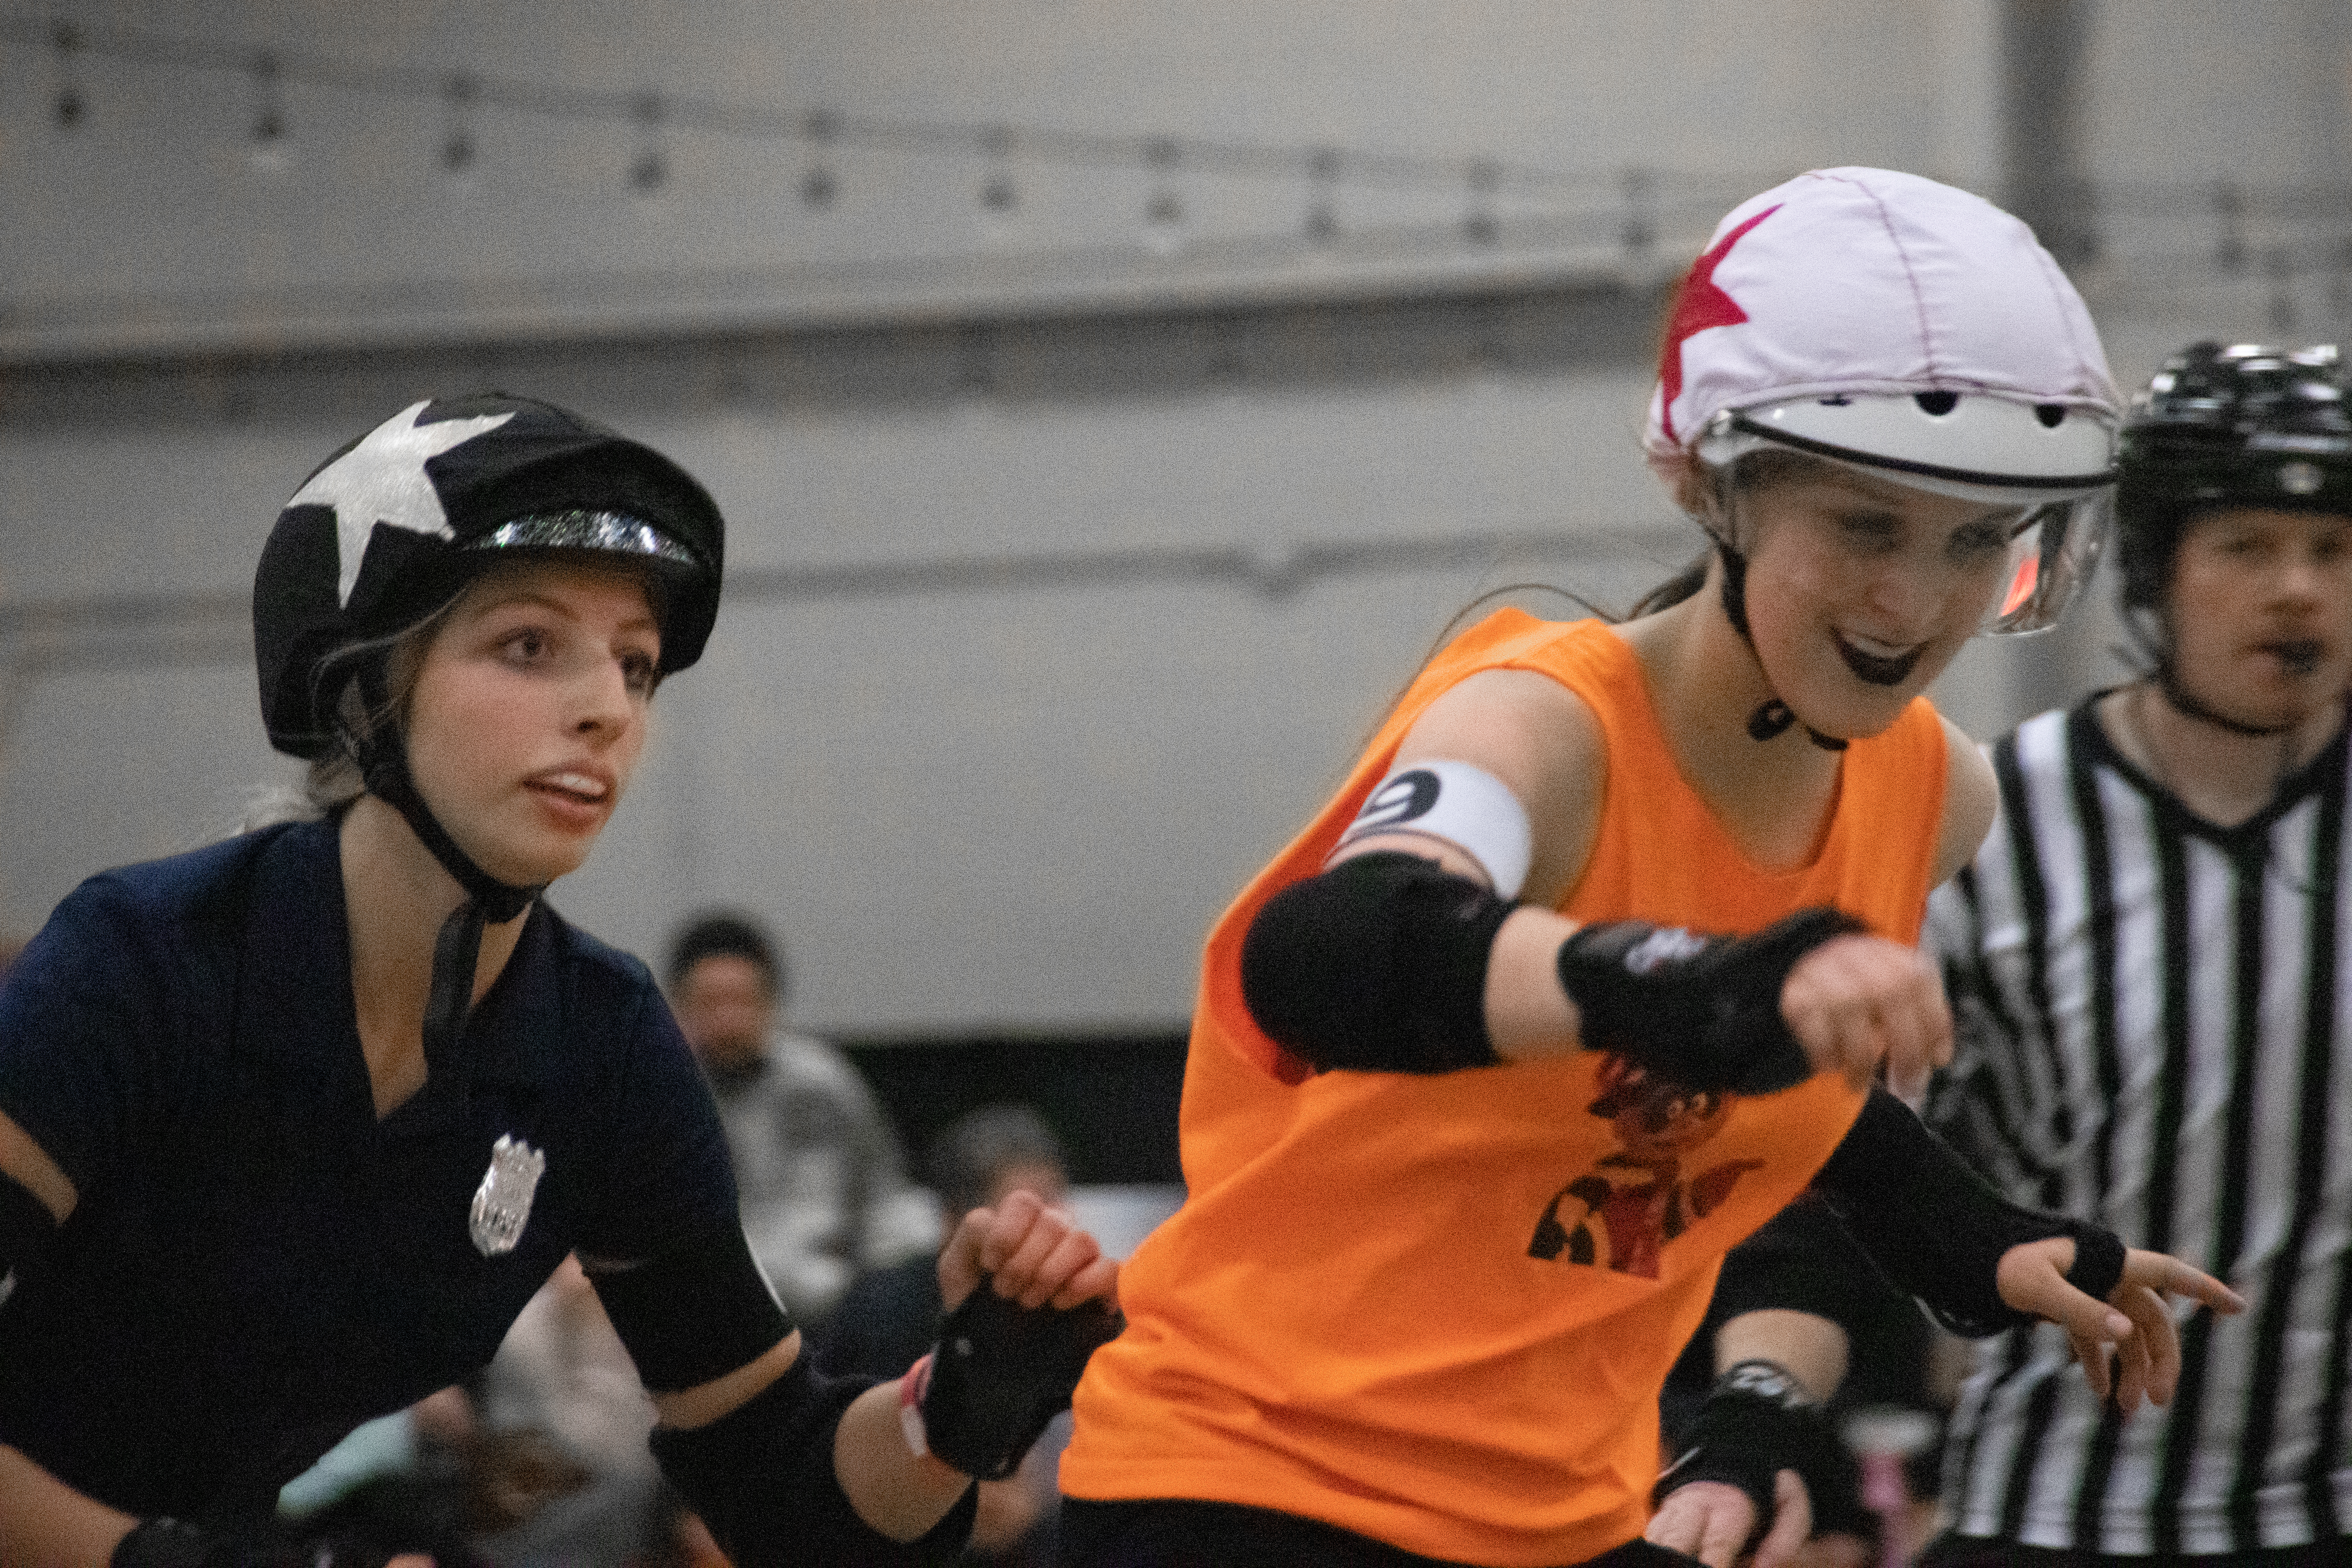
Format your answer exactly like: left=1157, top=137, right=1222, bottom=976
left=1925, top=697, right=2352, bottom=1555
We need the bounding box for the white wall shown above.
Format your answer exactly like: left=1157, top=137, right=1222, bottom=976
left=2, top=0, right=2007, bottom=354
left=0, top=330, right=1686, bottom=1031
left=5, top=0, right=2349, bottom=1034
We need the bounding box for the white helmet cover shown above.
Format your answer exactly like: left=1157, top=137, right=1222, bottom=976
left=1643, top=167, right=2123, bottom=633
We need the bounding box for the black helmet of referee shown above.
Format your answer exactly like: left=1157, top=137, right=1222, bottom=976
left=2118, top=341, right=2352, bottom=616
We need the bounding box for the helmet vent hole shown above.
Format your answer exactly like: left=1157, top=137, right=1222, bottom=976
left=2034, top=403, right=2067, bottom=428
left=1817, top=394, right=1853, bottom=406
left=1914, top=391, right=1960, bottom=416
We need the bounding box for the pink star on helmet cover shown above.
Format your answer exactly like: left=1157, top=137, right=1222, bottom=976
left=1657, top=205, right=1780, bottom=445
left=1642, top=167, right=2118, bottom=475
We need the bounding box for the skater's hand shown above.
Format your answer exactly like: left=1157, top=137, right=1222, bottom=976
left=939, top=1186, right=1118, bottom=1313
left=1647, top=1468, right=1810, bottom=1568
left=1996, top=1238, right=2245, bottom=1410
left=1779, top=933, right=1952, bottom=1103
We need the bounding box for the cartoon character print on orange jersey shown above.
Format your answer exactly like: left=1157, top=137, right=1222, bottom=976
left=1528, top=1056, right=1763, bottom=1278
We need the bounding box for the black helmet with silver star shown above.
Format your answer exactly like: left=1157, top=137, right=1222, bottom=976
left=254, top=392, right=724, bottom=760
left=250, top=393, right=726, bottom=1097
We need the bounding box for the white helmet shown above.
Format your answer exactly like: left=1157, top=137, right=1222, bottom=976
left=1646, top=167, right=2122, bottom=635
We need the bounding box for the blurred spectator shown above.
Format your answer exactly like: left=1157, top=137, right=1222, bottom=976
left=276, top=1274, right=637, bottom=1568
left=272, top=1387, right=496, bottom=1567
left=470, top=1254, right=662, bottom=1568
left=665, top=910, right=930, bottom=1322
left=817, top=1104, right=1075, bottom=1564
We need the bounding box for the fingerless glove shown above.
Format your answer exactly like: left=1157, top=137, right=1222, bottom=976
left=1655, top=1360, right=1876, bottom=1556
left=916, top=1286, right=1123, bottom=1481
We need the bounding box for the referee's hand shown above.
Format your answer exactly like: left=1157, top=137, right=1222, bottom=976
left=1995, top=1238, right=2246, bottom=1411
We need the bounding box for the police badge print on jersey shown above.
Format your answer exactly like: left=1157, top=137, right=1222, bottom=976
left=469, top=1133, right=546, bottom=1256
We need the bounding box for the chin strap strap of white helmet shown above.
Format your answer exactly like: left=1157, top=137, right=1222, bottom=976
left=1711, top=526, right=1848, bottom=753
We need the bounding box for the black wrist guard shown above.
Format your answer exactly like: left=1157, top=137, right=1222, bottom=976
left=1557, top=907, right=1866, bottom=1092
left=0, top=1169, right=60, bottom=1311
left=112, top=1521, right=214, bottom=1568
left=1655, top=1361, right=1871, bottom=1555
left=920, top=1285, right=1123, bottom=1480
left=113, top=1520, right=392, bottom=1568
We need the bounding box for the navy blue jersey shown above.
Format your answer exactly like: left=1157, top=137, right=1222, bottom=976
left=0, top=818, right=742, bottom=1523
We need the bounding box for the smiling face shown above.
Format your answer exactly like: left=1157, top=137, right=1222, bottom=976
left=2165, top=506, right=2352, bottom=729
left=1731, top=459, right=2022, bottom=739
left=400, top=559, right=660, bottom=887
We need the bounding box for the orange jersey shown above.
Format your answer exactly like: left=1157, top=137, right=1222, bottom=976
left=1062, top=612, right=1951, bottom=1566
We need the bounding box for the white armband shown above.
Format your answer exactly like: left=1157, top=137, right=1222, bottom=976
left=1337, top=759, right=1533, bottom=899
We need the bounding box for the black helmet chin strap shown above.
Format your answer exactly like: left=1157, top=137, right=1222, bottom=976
left=347, top=664, right=544, bottom=1104
left=2153, top=658, right=2299, bottom=738
left=1715, top=542, right=1849, bottom=753
left=2133, top=601, right=2300, bottom=739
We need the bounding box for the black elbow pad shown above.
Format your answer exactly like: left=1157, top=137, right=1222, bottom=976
left=649, top=1357, right=977, bottom=1568
left=590, top=1222, right=794, bottom=1393
left=1240, top=851, right=1510, bottom=1074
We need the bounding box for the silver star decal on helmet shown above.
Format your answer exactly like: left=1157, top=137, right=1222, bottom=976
left=288, top=399, right=516, bottom=606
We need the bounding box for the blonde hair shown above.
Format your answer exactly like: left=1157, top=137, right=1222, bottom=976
left=237, top=591, right=460, bottom=832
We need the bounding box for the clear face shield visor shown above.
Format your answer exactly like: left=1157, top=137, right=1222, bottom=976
left=1976, top=492, right=2114, bottom=635
left=1695, top=404, right=2118, bottom=637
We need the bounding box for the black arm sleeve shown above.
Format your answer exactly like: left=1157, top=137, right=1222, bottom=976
left=590, top=1221, right=795, bottom=1394
left=1708, top=1192, right=1905, bottom=1331
left=1811, top=1086, right=2124, bottom=1337
left=647, top=1357, right=977, bottom=1568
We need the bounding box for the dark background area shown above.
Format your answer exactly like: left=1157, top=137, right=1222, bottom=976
left=842, top=1032, right=1190, bottom=1187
